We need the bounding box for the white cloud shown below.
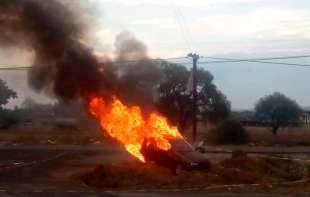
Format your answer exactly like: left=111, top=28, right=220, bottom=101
left=196, top=8, right=310, bottom=39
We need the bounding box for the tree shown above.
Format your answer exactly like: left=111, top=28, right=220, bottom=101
left=205, top=119, right=249, bottom=145
left=156, top=61, right=231, bottom=134
left=254, top=92, right=302, bottom=135
left=21, top=97, right=36, bottom=109
left=0, top=79, right=17, bottom=108
left=0, top=79, right=17, bottom=128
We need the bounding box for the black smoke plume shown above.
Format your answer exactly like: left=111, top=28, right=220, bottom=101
left=0, top=0, right=162, bottom=111
left=0, top=0, right=115, bottom=101
left=113, top=31, right=162, bottom=112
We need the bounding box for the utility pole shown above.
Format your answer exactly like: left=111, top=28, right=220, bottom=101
left=187, top=53, right=199, bottom=142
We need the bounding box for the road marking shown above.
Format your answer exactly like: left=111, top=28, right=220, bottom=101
left=13, top=162, right=24, bottom=165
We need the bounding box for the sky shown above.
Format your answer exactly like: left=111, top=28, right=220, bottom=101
left=1, top=0, right=310, bottom=110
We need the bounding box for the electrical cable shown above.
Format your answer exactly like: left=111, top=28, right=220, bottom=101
left=0, top=57, right=188, bottom=70
left=2, top=55, right=310, bottom=70
left=177, top=5, right=195, bottom=52
left=200, top=55, right=310, bottom=62
left=171, top=1, right=193, bottom=52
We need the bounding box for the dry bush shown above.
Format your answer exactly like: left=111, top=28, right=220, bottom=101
left=73, top=155, right=308, bottom=190
left=77, top=162, right=174, bottom=189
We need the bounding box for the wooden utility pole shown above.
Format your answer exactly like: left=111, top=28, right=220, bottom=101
left=187, top=53, right=199, bottom=142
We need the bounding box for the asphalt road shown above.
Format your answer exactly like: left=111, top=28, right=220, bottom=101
left=0, top=145, right=308, bottom=197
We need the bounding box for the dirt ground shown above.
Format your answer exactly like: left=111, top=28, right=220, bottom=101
left=0, top=129, right=117, bottom=145
left=183, top=123, right=310, bottom=145
left=1, top=123, right=310, bottom=146
left=246, top=127, right=310, bottom=144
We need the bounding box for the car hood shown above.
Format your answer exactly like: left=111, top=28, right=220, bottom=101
left=176, top=151, right=209, bottom=163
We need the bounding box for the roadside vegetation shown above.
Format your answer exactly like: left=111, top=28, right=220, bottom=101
left=72, top=153, right=309, bottom=190
left=204, top=119, right=249, bottom=145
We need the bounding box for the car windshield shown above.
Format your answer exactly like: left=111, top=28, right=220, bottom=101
left=170, top=139, right=194, bottom=152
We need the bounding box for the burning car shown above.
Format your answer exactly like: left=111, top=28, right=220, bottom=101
left=140, top=137, right=211, bottom=174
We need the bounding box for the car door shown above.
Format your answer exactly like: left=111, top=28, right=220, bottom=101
left=153, top=149, right=177, bottom=168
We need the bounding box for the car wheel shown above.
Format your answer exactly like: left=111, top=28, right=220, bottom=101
left=175, top=165, right=183, bottom=174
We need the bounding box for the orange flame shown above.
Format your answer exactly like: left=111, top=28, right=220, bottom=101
left=88, top=96, right=182, bottom=162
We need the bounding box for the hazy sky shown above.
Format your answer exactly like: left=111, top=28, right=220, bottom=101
left=1, top=0, right=310, bottom=110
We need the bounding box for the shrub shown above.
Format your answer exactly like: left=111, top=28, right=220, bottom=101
left=232, top=149, right=247, bottom=159
left=205, top=119, right=249, bottom=145
left=73, top=156, right=307, bottom=190
left=0, top=109, right=16, bottom=129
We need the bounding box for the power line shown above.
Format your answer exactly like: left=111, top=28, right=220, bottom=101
left=157, top=57, right=188, bottom=60
left=177, top=5, right=195, bottom=52
left=108, top=57, right=188, bottom=64
left=171, top=1, right=192, bottom=52
left=171, top=55, right=310, bottom=67
left=2, top=55, right=310, bottom=70
left=0, top=67, right=29, bottom=70
left=201, top=60, right=310, bottom=67
left=0, top=57, right=188, bottom=70
left=200, top=55, right=310, bottom=61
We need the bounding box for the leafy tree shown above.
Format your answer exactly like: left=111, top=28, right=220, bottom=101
left=21, top=97, right=36, bottom=109
left=157, top=61, right=231, bottom=134
left=0, top=79, right=17, bottom=128
left=205, top=119, right=249, bottom=145
left=254, top=92, right=302, bottom=135
left=0, top=108, right=16, bottom=129
left=0, top=79, right=17, bottom=108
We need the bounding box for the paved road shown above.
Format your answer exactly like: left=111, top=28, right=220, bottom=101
left=0, top=146, right=308, bottom=197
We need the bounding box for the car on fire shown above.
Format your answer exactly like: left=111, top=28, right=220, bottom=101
left=140, top=137, right=211, bottom=174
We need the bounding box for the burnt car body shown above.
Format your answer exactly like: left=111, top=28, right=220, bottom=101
left=140, top=137, right=211, bottom=174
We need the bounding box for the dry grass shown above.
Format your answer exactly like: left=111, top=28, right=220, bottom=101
left=184, top=123, right=310, bottom=145
left=2, top=124, right=310, bottom=146
left=246, top=127, right=310, bottom=145
left=72, top=155, right=308, bottom=190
